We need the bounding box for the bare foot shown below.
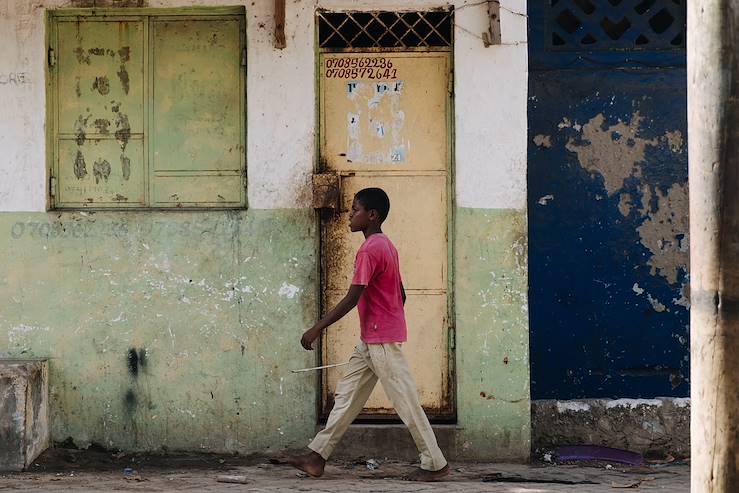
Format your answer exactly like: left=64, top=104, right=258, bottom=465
left=283, top=451, right=326, bottom=478
left=403, top=464, right=450, bottom=482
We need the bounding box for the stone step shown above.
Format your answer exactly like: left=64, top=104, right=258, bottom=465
left=0, top=358, right=49, bottom=472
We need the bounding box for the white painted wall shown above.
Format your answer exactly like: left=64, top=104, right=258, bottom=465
left=454, top=0, right=528, bottom=209
left=0, top=0, right=527, bottom=212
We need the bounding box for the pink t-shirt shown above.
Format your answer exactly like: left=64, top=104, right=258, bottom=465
left=351, top=233, right=407, bottom=343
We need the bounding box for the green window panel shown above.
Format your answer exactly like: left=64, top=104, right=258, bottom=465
left=47, top=8, right=246, bottom=209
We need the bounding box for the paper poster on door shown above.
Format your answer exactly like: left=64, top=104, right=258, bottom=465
left=344, top=80, right=406, bottom=164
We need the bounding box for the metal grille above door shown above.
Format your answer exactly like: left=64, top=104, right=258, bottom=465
left=317, top=10, right=453, bottom=50
left=549, top=0, right=685, bottom=51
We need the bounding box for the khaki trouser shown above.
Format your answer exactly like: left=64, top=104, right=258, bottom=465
left=308, top=342, right=447, bottom=471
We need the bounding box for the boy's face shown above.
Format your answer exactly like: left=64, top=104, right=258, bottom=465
left=349, top=198, right=373, bottom=232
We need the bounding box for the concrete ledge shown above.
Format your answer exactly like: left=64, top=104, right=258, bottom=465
left=0, top=359, right=50, bottom=471
left=532, top=398, right=690, bottom=457
left=329, top=424, right=459, bottom=462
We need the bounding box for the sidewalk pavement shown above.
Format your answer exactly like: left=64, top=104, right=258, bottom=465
left=0, top=448, right=690, bottom=492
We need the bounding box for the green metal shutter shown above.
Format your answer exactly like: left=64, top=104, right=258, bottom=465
left=49, top=9, right=246, bottom=209
left=151, top=18, right=244, bottom=207
left=55, top=19, right=146, bottom=207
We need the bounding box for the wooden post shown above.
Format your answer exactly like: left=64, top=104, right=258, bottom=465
left=274, top=0, right=286, bottom=49
left=482, top=1, right=502, bottom=47
left=688, top=1, right=739, bottom=490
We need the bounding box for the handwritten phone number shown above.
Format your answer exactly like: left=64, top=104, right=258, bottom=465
left=9, top=220, right=232, bottom=240
left=325, top=57, right=398, bottom=79
left=325, top=67, right=398, bottom=80
left=326, top=57, right=394, bottom=69
left=10, top=221, right=126, bottom=239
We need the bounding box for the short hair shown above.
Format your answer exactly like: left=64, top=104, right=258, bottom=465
left=354, top=187, right=390, bottom=222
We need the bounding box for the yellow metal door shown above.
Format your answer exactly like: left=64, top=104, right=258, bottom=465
left=319, top=52, right=451, bottom=417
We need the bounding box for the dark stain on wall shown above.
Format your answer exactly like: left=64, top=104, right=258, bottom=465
left=74, top=47, right=91, bottom=65
left=137, top=349, right=147, bottom=372
left=114, top=113, right=131, bottom=152
left=123, top=389, right=137, bottom=413
left=118, top=47, right=131, bottom=63
left=120, top=154, right=131, bottom=180
left=92, top=76, right=110, bottom=95
left=74, top=150, right=87, bottom=180
left=74, top=114, right=89, bottom=146
left=127, top=348, right=139, bottom=377
left=93, top=118, right=110, bottom=135
left=92, top=159, right=111, bottom=184
left=117, top=66, right=130, bottom=95
left=127, top=348, right=147, bottom=377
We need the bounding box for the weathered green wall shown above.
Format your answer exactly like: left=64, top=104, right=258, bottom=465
left=0, top=210, right=318, bottom=453
left=0, top=207, right=530, bottom=460
left=454, top=208, right=530, bottom=460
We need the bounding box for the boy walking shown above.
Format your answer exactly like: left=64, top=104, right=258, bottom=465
left=285, top=187, right=449, bottom=481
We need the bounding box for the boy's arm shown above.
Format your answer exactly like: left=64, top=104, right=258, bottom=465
left=300, top=284, right=365, bottom=350
left=401, top=282, right=406, bottom=306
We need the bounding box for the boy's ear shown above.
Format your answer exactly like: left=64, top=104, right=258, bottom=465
left=368, top=208, right=380, bottom=222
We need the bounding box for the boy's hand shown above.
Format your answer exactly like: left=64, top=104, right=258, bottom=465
left=301, top=327, right=322, bottom=350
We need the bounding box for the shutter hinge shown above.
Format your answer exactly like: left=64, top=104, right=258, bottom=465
left=447, top=71, right=454, bottom=96
left=49, top=176, right=57, bottom=198
left=240, top=48, right=247, bottom=67
left=48, top=47, right=56, bottom=68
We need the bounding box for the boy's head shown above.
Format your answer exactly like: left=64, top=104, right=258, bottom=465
left=350, top=187, right=390, bottom=232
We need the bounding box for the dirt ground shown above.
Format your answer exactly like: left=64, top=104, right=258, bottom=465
left=0, top=448, right=690, bottom=492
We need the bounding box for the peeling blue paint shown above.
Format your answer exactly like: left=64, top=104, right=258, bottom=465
left=527, top=2, right=689, bottom=399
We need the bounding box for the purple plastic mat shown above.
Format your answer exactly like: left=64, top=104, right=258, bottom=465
left=555, top=445, right=644, bottom=466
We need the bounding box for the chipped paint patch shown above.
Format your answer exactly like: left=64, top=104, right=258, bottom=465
left=564, top=111, right=689, bottom=286
left=618, top=192, right=633, bottom=216
left=278, top=282, right=300, bottom=299
left=636, top=183, right=689, bottom=284
left=537, top=194, right=554, bottom=206
left=556, top=401, right=590, bottom=413
left=565, top=112, right=656, bottom=196
left=8, top=324, right=50, bottom=343
left=647, top=293, right=667, bottom=313
left=672, top=281, right=690, bottom=308
left=533, top=134, right=552, bottom=148
left=672, top=397, right=690, bottom=408
left=663, top=130, right=684, bottom=153
left=605, top=398, right=663, bottom=409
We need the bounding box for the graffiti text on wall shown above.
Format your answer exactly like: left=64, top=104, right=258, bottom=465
left=0, top=72, right=28, bottom=85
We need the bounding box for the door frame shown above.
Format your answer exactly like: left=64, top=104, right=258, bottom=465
left=314, top=32, right=457, bottom=422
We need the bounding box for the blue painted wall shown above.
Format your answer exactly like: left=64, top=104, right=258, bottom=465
left=527, top=1, right=689, bottom=399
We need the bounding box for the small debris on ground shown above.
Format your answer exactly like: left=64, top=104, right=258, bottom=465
left=122, top=467, right=143, bottom=481
left=556, top=445, right=644, bottom=466
left=611, top=477, right=655, bottom=488
left=482, top=472, right=599, bottom=485
left=216, top=474, right=248, bottom=484
left=366, top=459, right=380, bottom=471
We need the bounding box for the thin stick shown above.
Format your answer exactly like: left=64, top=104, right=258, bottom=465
left=291, top=362, right=350, bottom=373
